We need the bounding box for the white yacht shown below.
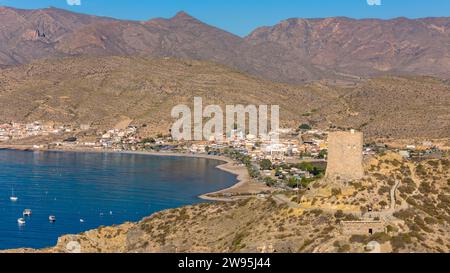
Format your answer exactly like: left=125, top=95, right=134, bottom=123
left=23, top=209, right=32, bottom=217
left=49, top=215, right=56, bottom=222
left=17, top=218, right=25, bottom=225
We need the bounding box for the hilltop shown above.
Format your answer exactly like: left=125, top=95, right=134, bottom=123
left=0, top=56, right=449, bottom=140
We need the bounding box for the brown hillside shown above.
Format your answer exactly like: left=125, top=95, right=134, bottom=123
left=0, top=56, right=338, bottom=134
left=0, top=56, right=448, bottom=139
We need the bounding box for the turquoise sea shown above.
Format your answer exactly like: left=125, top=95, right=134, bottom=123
left=0, top=150, right=237, bottom=250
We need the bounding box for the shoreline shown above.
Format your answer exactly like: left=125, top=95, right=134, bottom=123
left=116, top=150, right=262, bottom=201
left=0, top=145, right=271, bottom=253
left=0, top=145, right=271, bottom=202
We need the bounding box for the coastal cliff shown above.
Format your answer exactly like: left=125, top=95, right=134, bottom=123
left=9, top=198, right=338, bottom=253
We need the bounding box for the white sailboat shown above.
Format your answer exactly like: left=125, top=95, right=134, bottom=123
left=17, top=218, right=25, bottom=225
left=10, top=187, right=18, bottom=202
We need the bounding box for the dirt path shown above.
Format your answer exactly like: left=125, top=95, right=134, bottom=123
left=272, top=194, right=300, bottom=208
left=389, top=180, right=400, bottom=211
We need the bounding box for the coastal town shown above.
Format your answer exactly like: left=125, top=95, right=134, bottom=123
left=1, top=120, right=448, bottom=195
left=2, top=119, right=449, bottom=254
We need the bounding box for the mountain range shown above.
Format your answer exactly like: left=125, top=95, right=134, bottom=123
left=1, top=6, right=450, bottom=83
left=0, top=6, right=449, bottom=140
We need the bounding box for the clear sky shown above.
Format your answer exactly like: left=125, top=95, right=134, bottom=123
left=0, top=0, right=449, bottom=36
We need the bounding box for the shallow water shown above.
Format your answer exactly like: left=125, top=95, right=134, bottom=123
left=0, top=150, right=237, bottom=250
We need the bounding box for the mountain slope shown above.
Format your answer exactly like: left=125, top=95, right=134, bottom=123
left=0, top=56, right=339, bottom=134
left=246, top=17, right=450, bottom=80
left=1, top=7, right=450, bottom=83
left=0, top=6, right=116, bottom=66
left=0, top=56, right=448, bottom=139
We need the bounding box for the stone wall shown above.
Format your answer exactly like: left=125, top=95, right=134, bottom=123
left=341, top=221, right=385, bottom=235
left=325, top=130, right=364, bottom=181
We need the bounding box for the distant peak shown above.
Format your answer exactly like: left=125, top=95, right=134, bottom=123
left=43, top=6, right=76, bottom=13
left=172, top=11, right=196, bottom=20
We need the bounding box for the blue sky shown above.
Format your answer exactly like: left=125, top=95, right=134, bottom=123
left=0, top=0, right=449, bottom=36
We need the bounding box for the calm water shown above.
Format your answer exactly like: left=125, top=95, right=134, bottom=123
left=0, top=150, right=237, bottom=250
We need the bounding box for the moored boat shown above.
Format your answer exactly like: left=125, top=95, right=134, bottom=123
left=10, top=187, right=18, bottom=202
left=23, top=209, right=32, bottom=217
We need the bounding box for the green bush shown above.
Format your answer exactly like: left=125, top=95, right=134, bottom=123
left=419, top=182, right=436, bottom=194
left=260, top=159, right=272, bottom=170
left=349, top=235, right=368, bottom=244
left=424, top=217, right=438, bottom=225
left=331, top=188, right=342, bottom=196
left=334, top=210, right=345, bottom=219
left=390, top=234, right=412, bottom=251
left=337, top=244, right=351, bottom=253
left=318, top=150, right=328, bottom=159
left=299, top=124, right=312, bottom=130
left=310, top=209, right=323, bottom=216
left=438, top=194, right=450, bottom=204
left=398, top=185, right=415, bottom=195
left=393, top=209, right=416, bottom=220
left=386, top=225, right=398, bottom=233
left=287, top=177, right=299, bottom=188
left=416, top=164, right=428, bottom=176
left=370, top=232, right=391, bottom=243
left=141, top=137, right=156, bottom=144
left=231, top=232, right=248, bottom=251
left=378, top=186, right=391, bottom=195
left=264, top=177, right=276, bottom=187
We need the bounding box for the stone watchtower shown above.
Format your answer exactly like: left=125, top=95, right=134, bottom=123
left=325, top=130, right=364, bottom=181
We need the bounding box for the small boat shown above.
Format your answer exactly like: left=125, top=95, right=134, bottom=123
left=17, top=218, right=26, bottom=225
left=80, top=219, right=85, bottom=223
left=10, top=187, right=18, bottom=202
left=23, top=209, right=32, bottom=217
left=49, top=215, right=56, bottom=222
